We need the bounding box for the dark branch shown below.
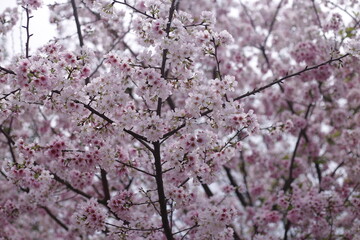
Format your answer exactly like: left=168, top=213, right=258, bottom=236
left=240, top=152, right=253, bottom=206
left=0, top=125, right=17, bottom=163
left=197, top=176, right=213, bottom=197
left=1, top=88, right=21, bottom=101
left=73, top=99, right=114, bottom=124
left=283, top=104, right=313, bottom=192
left=22, top=6, right=33, bottom=58
left=224, top=166, right=248, bottom=207
left=70, top=0, right=84, bottom=47
left=326, top=0, right=359, bottom=23
left=100, top=168, right=111, bottom=202
left=123, top=128, right=153, bottom=152
left=161, top=123, right=186, bottom=141
left=116, top=160, right=155, bottom=177
left=331, top=160, right=345, bottom=177
left=311, top=0, right=323, bottom=29
left=211, top=37, right=223, bottom=81
left=113, top=0, right=156, bottom=19
left=0, top=66, right=16, bottom=75
left=0, top=126, right=15, bottom=145
left=153, top=141, right=174, bottom=240
left=40, top=206, right=69, bottom=231
left=52, top=172, right=92, bottom=199
left=72, top=99, right=154, bottom=151
left=233, top=54, right=350, bottom=101
left=315, top=161, right=322, bottom=192
left=240, top=1, right=256, bottom=30
left=263, top=0, right=284, bottom=47
left=283, top=220, right=291, bottom=240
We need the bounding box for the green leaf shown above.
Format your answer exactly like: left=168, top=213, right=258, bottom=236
left=314, top=157, right=327, bottom=164
left=345, top=27, right=356, bottom=38
left=34, top=172, right=40, bottom=179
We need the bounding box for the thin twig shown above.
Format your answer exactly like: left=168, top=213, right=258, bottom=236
left=233, top=54, right=350, bottom=101
left=311, top=0, right=323, bottom=29
left=326, top=0, right=359, bottom=23
left=113, top=0, right=156, bottom=19
left=0, top=66, right=16, bottom=75
left=40, top=206, right=69, bottom=231
left=263, top=0, right=284, bottom=47
left=123, top=128, right=153, bottom=152
left=161, top=122, right=186, bottom=142
left=105, top=222, right=162, bottom=232
left=240, top=1, right=256, bottom=30
left=52, top=172, right=92, bottom=200
left=173, top=224, right=199, bottom=235
left=1, top=88, right=21, bottom=101
left=72, top=99, right=154, bottom=151
left=116, top=160, right=155, bottom=177
left=22, top=6, right=33, bottom=58
left=73, top=99, right=114, bottom=124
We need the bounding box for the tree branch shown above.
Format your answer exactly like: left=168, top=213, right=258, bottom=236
left=240, top=0, right=256, bottom=31
left=0, top=126, right=15, bottom=145
left=22, top=6, right=33, bottom=58
left=326, top=0, right=359, bottom=23
left=153, top=141, right=173, bottom=240
left=263, top=0, right=284, bottom=47
left=161, top=122, right=186, bottom=142
left=224, top=166, right=248, bottom=207
left=233, top=54, right=350, bottom=101
left=113, top=0, right=156, bottom=19
left=0, top=124, right=17, bottom=163
left=283, top=104, right=313, bottom=192
left=40, top=206, right=69, bottom=231
left=0, top=66, right=16, bottom=75
left=1, top=88, right=21, bottom=101
left=73, top=99, right=114, bottom=124
left=100, top=168, right=111, bottom=202
left=311, top=0, right=323, bottom=29
left=123, top=128, right=154, bottom=152
left=72, top=99, right=155, bottom=151
left=240, top=152, right=253, bottom=206
left=116, top=160, right=155, bottom=177
left=70, top=0, right=84, bottom=47
left=52, top=172, right=92, bottom=200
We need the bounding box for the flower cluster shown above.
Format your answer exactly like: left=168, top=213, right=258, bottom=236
left=73, top=198, right=107, bottom=235
left=0, top=8, right=18, bottom=35
left=107, top=190, right=133, bottom=221
left=292, top=41, right=318, bottom=63
left=22, top=0, right=42, bottom=10
left=325, top=13, right=343, bottom=31
left=345, top=37, right=360, bottom=58
left=167, top=186, right=195, bottom=207
left=0, top=0, right=359, bottom=239
left=186, top=205, right=238, bottom=239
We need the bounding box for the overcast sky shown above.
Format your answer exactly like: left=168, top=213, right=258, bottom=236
left=1, top=0, right=57, bottom=62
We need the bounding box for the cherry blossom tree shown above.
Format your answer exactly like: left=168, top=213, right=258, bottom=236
left=1, top=0, right=360, bottom=239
